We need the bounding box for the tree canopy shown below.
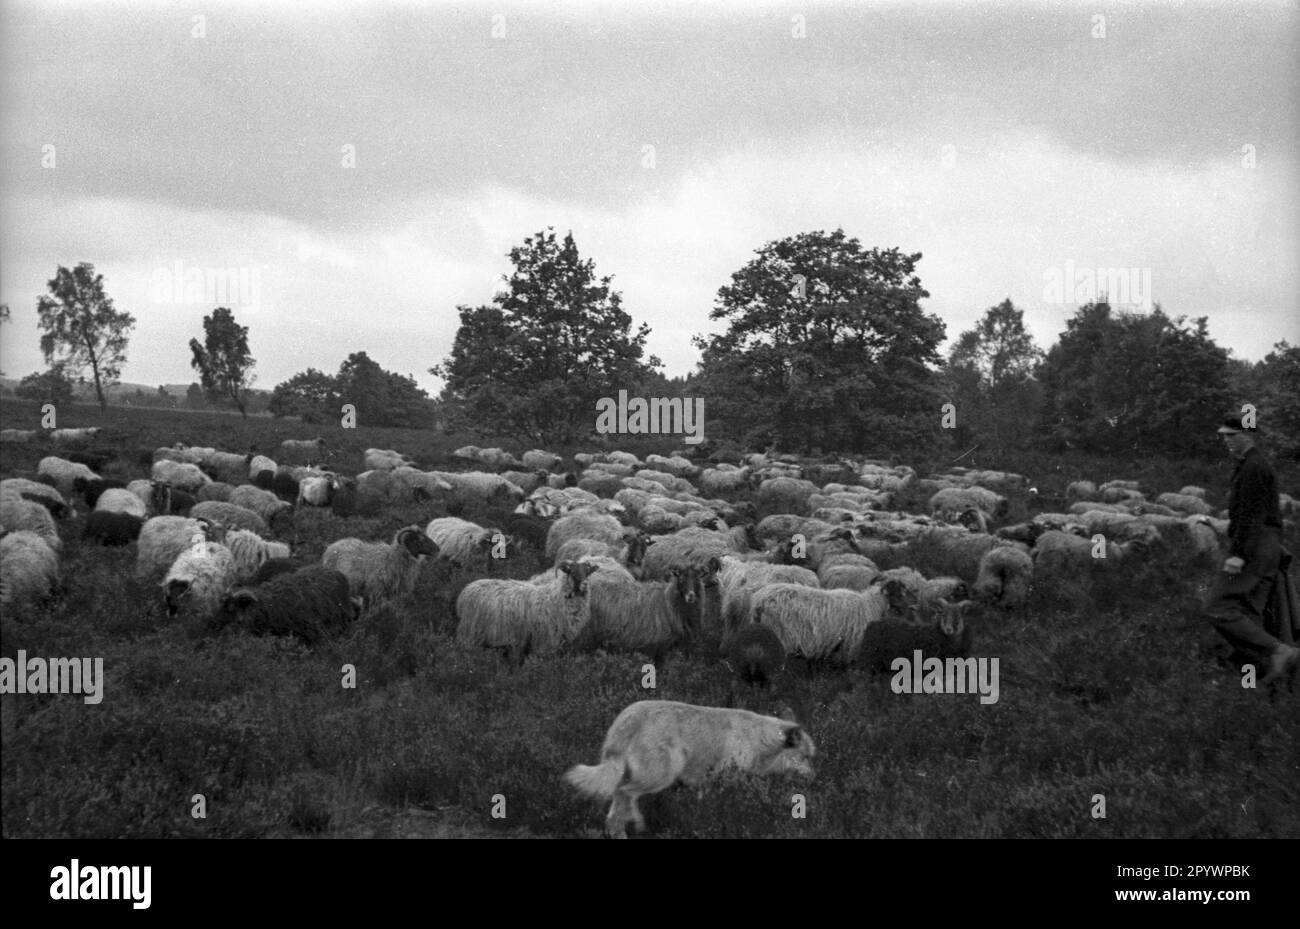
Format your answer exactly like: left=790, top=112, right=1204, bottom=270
left=189, top=307, right=256, bottom=417
left=945, top=298, right=1044, bottom=455
left=36, top=262, right=135, bottom=411
left=270, top=352, right=436, bottom=428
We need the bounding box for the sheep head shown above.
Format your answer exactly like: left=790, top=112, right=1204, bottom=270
left=397, top=526, right=439, bottom=559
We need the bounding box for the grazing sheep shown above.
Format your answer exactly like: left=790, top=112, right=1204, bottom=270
left=566, top=700, right=816, bottom=839
left=750, top=584, right=911, bottom=665
left=1153, top=492, right=1213, bottom=517
left=0, top=480, right=69, bottom=519
left=195, top=482, right=236, bottom=503
left=278, top=437, right=328, bottom=466
left=929, top=486, right=1006, bottom=523
left=856, top=600, right=974, bottom=674
left=639, top=527, right=741, bottom=581
left=455, top=561, right=599, bottom=662
left=189, top=501, right=270, bottom=537
left=522, top=449, right=563, bottom=471
left=82, top=511, right=144, bottom=546
left=575, top=566, right=707, bottom=662
left=818, top=552, right=881, bottom=591
left=722, top=623, right=787, bottom=689
left=149, top=482, right=196, bottom=516
left=757, top=477, right=819, bottom=515
left=248, top=557, right=306, bottom=585
left=248, top=454, right=277, bottom=481
left=477, top=447, right=521, bottom=470
left=545, top=511, right=626, bottom=561
left=0, top=496, right=62, bottom=553
left=61, top=449, right=112, bottom=471
left=1066, top=480, right=1098, bottom=501
left=38, top=456, right=98, bottom=495
left=93, top=488, right=147, bottom=518
left=504, top=513, right=553, bottom=552
left=429, top=470, right=525, bottom=506
left=606, top=451, right=641, bottom=468
left=0, top=429, right=37, bottom=443
left=227, top=485, right=294, bottom=535
left=197, top=450, right=253, bottom=484
left=973, top=545, right=1035, bottom=608
left=698, top=467, right=754, bottom=496
left=75, top=477, right=127, bottom=509
left=211, top=566, right=356, bottom=646
left=1178, top=485, right=1207, bottom=500
left=364, top=448, right=414, bottom=471
left=1032, top=530, right=1146, bottom=578
left=296, top=474, right=336, bottom=507
left=715, top=556, right=821, bottom=634
left=330, top=476, right=359, bottom=517
left=425, top=517, right=503, bottom=569
left=49, top=426, right=101, bottom=444
left=578, top=470, right=626, bottom=497
left=501, top=469, right=551, bottom=494
left=150, top=459, right=212, bottom=493
left=223, top=529, right=292, bottom=584
left=322, top=526, right=439, bottom=608
left=161, top=542, right=236, bottom=620
left=136, top=516, right=223, bottom=583
left=0, top=530, right=61, bottom=615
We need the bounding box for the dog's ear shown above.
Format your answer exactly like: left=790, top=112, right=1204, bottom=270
left=783, top=725, right=804, bottom=748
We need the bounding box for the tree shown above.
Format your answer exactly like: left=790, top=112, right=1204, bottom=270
left=189, top=307, right=256, bottom=417
left=1238, top=341, right=1300, bottom=461
left=1038, top=300, right=1231, bottom=457
left=336, top=351, right=437, bottom=428
left=693, top=229, right=946, bottom=455
left=432, top=228, right=661, bottom=444
left=185, top=382, right=208, bottom=410
left=16, top=364, right=76, bottom=407
left=945, top=299, right=1044, bottom=455
left=36, top=263, right=135, bottom=412
left=269, top=368, right=337, bottom=423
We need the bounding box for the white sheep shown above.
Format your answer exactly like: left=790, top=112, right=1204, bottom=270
left=973, top=545, right=1035, bottom=608
left=757, top=476, right=819, bottom=514
left=364, top=448, right=414, bottom=471
left=224, top=529, right=291, bottom=584
left=1032, top=530, right=1145, bottom=578
left=606, top=451, right=641, bottom=468
left=428, top=470, right=524, bottom=505
left=1154, top=492, right=1213, bottom=517
left=136, top=516, right=223, bottom=583
left=189, top=501, right=269, bottom=536
left=296, top=474, right=336, bottom=507
left=37, top=456, right=97, bottom=495
left=49, top=426, right=101, bottom=444
left=929, top=486, right=1006, bottom=523
left=522, top=449, right=563, bottom=471
left=0, top=429, right=38, bottom=442
left=0, top=530, right=60, bottom=614
left=566, top=700, right=816, bottom=839
left=750, top=584, right=904, bottom=665
left=93, top=488, right=147, bottom=519
left=639, top=527, right=741, bottom=581
left=545, top=511, right=627, bottom=562
left=715, top=556, right=820, bottom=634
left=161, top=542, right=236, bottom=620
left=322, top=526, right=439, bottom=608
left=150, top=459, right=212, bottom=493
left=426, top=517, right=503, bottom=569
left=1066, top=480, right=1098, bottom=501
left=576, top=566, right=705, bottom=661
left=248, top=454, right=278, bottom=479
left=227, top=485, right=294, bottom=534
left=278, top=437, right=327, bottom=466
left=0, top=495, right=62, bottom=553
left=455, top=561, right=599, bottom=661
left=1, top=479, right=70, bottom=519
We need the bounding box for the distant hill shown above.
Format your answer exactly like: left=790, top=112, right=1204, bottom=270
left=0, top=377, right=271, bottom=404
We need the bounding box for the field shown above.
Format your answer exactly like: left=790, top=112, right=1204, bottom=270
left=2, top=400, right=1297, bottom=839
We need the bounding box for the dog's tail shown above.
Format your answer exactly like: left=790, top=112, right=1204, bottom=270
left=564, top=756, right=626, bottom=799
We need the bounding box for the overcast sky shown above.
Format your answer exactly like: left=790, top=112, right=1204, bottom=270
left=1, top=0, right=1296, bottom=396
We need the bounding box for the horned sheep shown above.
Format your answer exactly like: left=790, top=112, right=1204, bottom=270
left=750, top=583, right=909, bottom=665
left=455, top=561, right=599, bottom=662
left=322, top=526, right=439, bottom=608
left=575, top=565, right=707, bottom=662
left=426, top=517, right=503, bottom=569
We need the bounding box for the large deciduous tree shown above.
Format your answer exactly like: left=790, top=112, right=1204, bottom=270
left=945, top=299, right=1044, bottom=455
left=432, top=228, right=661, bottom=444
left=693, top=229, right=947, bottom=455
left=36, top=263, right=135, bottom=412
left=189, top=307, right=256, bottom=417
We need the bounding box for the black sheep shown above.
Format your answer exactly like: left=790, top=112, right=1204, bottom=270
left=75, top=477, right=127, bottom=508
left=63, top=449, right=114, bottom=472
left=723, top=624, right=787, bottom=689
left=330, top=477, right=359, bottom=518
left=271, top=468, right=300, bottom=503
left=211, top=566, right=357, bottom=646
left=82, top=511, right=144, bottom=546
left=248, top=557, right=304, bottom=585
left=855, top=601, right=974, bottom=674
left=505, top=513, right=552, bottom=551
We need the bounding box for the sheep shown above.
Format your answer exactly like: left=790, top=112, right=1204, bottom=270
left=150, top=460, right=211, bottom=493
left=161, top=542, right=236, bottom=620
left=49, top=426, right=101, bottom=444
left=211, top=566, right=356, bottom=646
left=578, top=470, right=626, bottom=497
left=455, top=561, right=599, bottom=662
left=503, top=512, right=553, bottom=552
left=1069, top=509, right=1161, bottom=545
left=429, top=470, right=525, bottom=506
left=0, top=530, right=60, bottom=615
left=93, top=488, right=147, bottom=519
left=196, top=482, right=236, bottom=503
left=1, top=480, right=70, bottom=519
left=929, top=486, right=1006, bottom=524
left=575, top=566, right=707, bottom=662
left=698, top=467, right=753, bottom=496
left=61, top=449, right=113, bottom=472
left=82, top=511, right=144, bottom=546
left=477, top=447, right=521, bottom=470
left=329, top=476, right=359, bottom=517
left=189, top=501, right=269, bottom=536
left=426, top=517, right=503, bottom=569
left=754, top=514, right=819, bottom=543
left=247, top=557, right=306, bottom=585
left=856, top=600, right=974, bottom=674
left=296, top=474, right=336, bottom=507
left=554, top=537, right=636, bottom=570
left=722, top=623, right=787, bottom=689
left=522, top=449, right=563, bottom=472
left=364, top=448, right=414, bottom=471
left=712, top=556, right=821, bottom=634
left=227, top=486, right=294, bottom=535
left=223, top=529, right=292, bottom=584
left=37, top=456, right=98, bottom=495
left=757, top=476, right=819, bottom=515
left=750, top=584, right=910, bottom=665
left=644, top=454, right=698, bottom=479
left=150, top=482, right=196, bottom=516
left=0, top=429, right=37, bottom=442
left=136, top=516, right=224, bottom=583
left=639, top=527, right=741, bottom=581
left=565, top=700, right=816, bottom=839
left=1154, top=492, right=1213, bottom=517
left=1031, top=530, right=1146, bottom=578
left=606, top=451, right=641, bottom=468
left=501, top=469, right=550, bottom=494
left=0, top=495, right=62, bottom=553
left=322, top=526, right=439, bottom=608
left=249, top=454, right=277, bottom=481
left=545, top=511, right=627, bottom=561
left=873, top=566, right=970, bottom=616
left=278, top=437, right=328, bottom=466
left=973, top=545, right=1035, bottom=608
left=1279, top=493, right=1299, bottom=518
left=778, top=525, right=863, bottom=572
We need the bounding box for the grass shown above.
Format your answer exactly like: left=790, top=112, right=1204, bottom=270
left=1, top=400, right=1297, bottom=839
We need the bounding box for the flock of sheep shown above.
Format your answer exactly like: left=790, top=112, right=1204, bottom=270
left=4, top=425, right=1297, bottom=837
